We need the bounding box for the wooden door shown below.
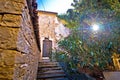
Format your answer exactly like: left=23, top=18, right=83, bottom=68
left=43, top=38, right=52, bottom=57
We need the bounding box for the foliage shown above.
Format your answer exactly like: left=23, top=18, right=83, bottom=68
left=58, top=10, right=80, bottom=28
left=53, top=51, right=69, bottom=62
left=58, top=0, right=120, bottom=70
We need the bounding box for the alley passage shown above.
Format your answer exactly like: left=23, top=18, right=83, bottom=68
left=36, top=58, right=68, bottom=80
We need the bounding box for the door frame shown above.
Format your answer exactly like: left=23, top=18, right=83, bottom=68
left=42, top=37, right=52, bottom=57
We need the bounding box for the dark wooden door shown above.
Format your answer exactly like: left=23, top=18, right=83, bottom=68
left=43, top=38, right=52, bottom=57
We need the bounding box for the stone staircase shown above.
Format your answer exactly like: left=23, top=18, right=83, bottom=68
left=36, top=58, right=68, bottom=80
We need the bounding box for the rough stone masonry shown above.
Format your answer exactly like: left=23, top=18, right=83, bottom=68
left=0, top=0, right=40, bottom=80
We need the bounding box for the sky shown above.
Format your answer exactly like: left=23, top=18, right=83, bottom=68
left=36, top=0, right=73, bottom=14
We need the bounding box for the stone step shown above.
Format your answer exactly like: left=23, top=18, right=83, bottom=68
left=37, top=73, right=66, bottom=79
left=37, top=77, right=69, bottom=80
left=38, top=67, right=63, bottom=72
left=39, top=62, right=59, bottom=66
left=37, top=70, right=64, bottom=75
left=40, top=58, right=50, bottom=62
left=37, top=58, right=68, bottom=80
left=38, top=64, right=59, bottom=68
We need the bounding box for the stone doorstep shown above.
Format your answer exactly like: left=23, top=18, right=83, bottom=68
left=42, top=57, right=50, bottom=60
left=37, top=73, right=66, bottom=79
left=40, top=57, right=50, bottom=62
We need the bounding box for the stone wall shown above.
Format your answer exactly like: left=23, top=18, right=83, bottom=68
left=0, top=0, right=40, bottom=80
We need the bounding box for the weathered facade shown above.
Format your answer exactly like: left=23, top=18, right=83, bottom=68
left=38, top=11, right=58, bottom=59
left=38, top=10, right=70, bottom=59
left=0, top=0, right=40, bottom=80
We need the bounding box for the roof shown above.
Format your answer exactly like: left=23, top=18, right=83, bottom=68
left=37, top=10, right=58, bottom=15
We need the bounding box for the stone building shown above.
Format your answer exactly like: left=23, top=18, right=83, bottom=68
left=38, top=10, right=70, bottom=60
left=0, top=0, right=40, bottom=80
